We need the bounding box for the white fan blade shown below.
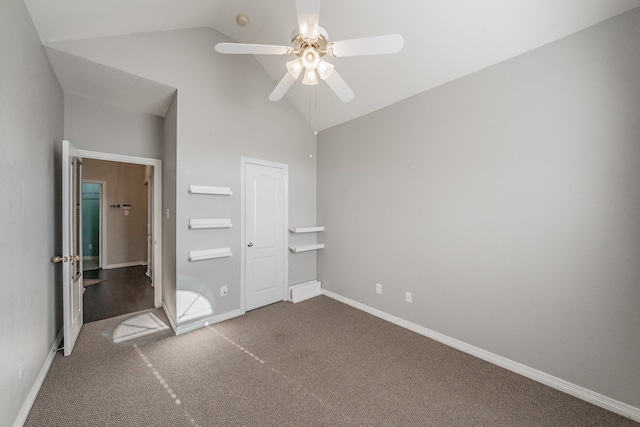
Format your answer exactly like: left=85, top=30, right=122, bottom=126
left=295, top=0, right=320, bottom=39
left=215, top=43, right=291, bottom=55
left=329, top=34, right=404, bottom=57
left=269, top=72, right=297, bottom=101
left=324, top=70, right=355, bottom=103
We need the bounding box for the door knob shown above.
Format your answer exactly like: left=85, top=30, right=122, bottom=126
left=247, top=242, right=253, bottom=247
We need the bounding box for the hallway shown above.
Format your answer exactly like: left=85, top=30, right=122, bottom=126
left=83, top=265, right=154, bottom=323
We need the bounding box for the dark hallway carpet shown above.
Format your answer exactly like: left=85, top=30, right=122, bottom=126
left=83, top=265, right=154, bottom=323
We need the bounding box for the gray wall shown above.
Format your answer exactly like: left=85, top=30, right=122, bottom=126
left=49, top=27, right=318, bottom=327
left=64, top=93, right=164, bottom=160
left=318, top=8, right=640, bottom=410
left=0, top=0, right=64, bottom=425
left=82, top=159, right=149, bottom=267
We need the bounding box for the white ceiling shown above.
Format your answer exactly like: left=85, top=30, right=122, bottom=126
left=24, top=0, right=640, bottom=130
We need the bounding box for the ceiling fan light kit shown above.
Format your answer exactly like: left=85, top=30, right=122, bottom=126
left=214, top=0, right=404, bottom=103
left=316, top=60, right=334, bottom=80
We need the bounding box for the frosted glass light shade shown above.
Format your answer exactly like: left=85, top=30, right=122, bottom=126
left=302, top=69, right=318, bottom=85
left=317, top=60, right=335, bottom=80
left=286, top=59, right=303, bottom=79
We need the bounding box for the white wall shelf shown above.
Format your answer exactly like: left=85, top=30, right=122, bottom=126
left=288, top=243, right=324, bottom=253
left=288, top=226, right=324, bottom=233
left=189, top=185, right=232, bottom=196
left=189, top=218, right=232, bottom=229
left=189, top=248, right=232, bottom=261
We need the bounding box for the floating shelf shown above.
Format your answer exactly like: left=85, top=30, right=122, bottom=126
left=288, top=226, right=324, bottom=233
left=288, top=243, right=324, bottom=253
left=189, top=218, right=232, bottom=229
left=189, top=185, right=232, bottom=196
left=189, top=248, right=232, bottom=262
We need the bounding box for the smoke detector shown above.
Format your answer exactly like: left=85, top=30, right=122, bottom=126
left=236, top=13, right=250, bottom=27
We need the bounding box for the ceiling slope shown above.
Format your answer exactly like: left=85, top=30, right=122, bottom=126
left=45, top=46, right=176, bottom=117
left=25, top=0, right=640, bottom=129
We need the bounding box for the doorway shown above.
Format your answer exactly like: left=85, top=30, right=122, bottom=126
left=82, top=158, right=154, bottom=323
left=241, top=157, right=289, bottom=312
left=80, top=159, right=154, bottom=322
left=77, top=149, right=163, bottom=313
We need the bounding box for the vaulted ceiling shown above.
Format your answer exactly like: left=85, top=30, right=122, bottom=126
left=24, top=0, right=640, bottom=130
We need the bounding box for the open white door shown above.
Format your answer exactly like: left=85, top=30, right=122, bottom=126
left=61, top=140, right=83, bottom=356
left=243, top=159, right=288, bottom=311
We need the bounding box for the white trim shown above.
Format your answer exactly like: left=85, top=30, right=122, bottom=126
left=321, top=289, right=640, bottom=423
left=13, top=329, right=64, bottom=427
left=103, top=261, right=148, bottom=269
left=175, top=309, right=244, bottom=335
left=77, top=149, right=163, bottom=308
left=162, top=302, right=177, bottom=334
left=240, top=157, right=289, bottom=312
left=77, top=150, right=159, bottom=166
left=289, top=280, right=322, bottom=303
left=240, top=160, right=246, bottom=313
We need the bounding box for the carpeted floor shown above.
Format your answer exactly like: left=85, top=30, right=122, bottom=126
left=25, top=296, right=638, bottom=426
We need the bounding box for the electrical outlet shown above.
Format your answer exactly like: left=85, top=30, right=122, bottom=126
left=19, top=358, right=24, bottom=380
left=88, top=243, right=92, bottom=250
left=220, top=286, right=228, bottom=297
left=375, top=283, right=382, bottom=294
left=405, top=292, right=412, bottom=303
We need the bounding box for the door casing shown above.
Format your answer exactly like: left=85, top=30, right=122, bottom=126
left=77, top=149, right=163, bottom=308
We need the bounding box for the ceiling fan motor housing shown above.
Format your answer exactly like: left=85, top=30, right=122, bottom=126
left=291, top=26, right=329, bottom=58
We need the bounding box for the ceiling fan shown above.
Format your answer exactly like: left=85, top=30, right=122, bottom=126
left=214, top=0, right=404, bottom=103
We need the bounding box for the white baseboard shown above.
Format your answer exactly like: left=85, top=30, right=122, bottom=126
left=175, top=309, right=245, bottom=336
left=321, top=289, right=640, bottom=423
left=162, top=302, right=178, bottom=334
left=13, top=328, right=64, bottom=427
left=289, top=280, right=322, bottom=303
left=103, top=261, right=148, bottom=270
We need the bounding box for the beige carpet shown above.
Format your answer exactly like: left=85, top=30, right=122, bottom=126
left=25, top=297, right=638, bottom=426
left=112, top=312, right=169, bottom=343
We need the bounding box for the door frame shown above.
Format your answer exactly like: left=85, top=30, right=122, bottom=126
left=240, top=157, right=289, bottom=313
left=145, top=170, right=153, bottom=278
left=77, top=149, right=163, bottom=308
left=81, top=180, right=107, bottom=269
